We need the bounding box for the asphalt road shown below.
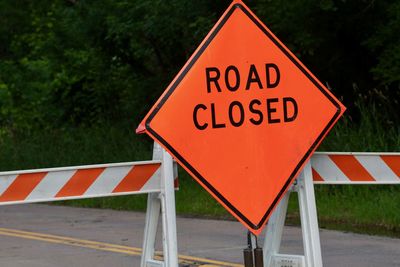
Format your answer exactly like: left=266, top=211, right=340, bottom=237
left=0, top=204, right=399, bottom=266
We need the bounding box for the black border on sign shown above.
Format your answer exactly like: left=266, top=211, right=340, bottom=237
left=145, top=3, right=342, bottom=231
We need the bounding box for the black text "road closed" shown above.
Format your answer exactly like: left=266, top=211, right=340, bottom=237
left=193, top=64, right=298, bottom=130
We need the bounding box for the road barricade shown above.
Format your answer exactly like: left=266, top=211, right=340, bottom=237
left=264, top=152, right=400, bottom=267
left=0, top=142, right=179, bottom=267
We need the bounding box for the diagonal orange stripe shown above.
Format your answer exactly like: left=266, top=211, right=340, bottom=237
left=312, top=168, right=324, bottom=181
left=0, top=173, right=47, bottom=202
left=113, top=164, right=160, bottom=193
left=381, top=156, right=400, bottom=178
left=329, top=155, right=375, bottom=181
left=56, top=168, right=104, bottom=198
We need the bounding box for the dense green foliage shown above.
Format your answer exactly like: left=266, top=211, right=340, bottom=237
left=0, top=0, right=399, bottom=134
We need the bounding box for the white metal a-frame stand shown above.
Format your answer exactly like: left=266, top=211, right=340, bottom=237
left=141, top=142, right=179, bottom=267
left=263, top=162, right=323, bottom=267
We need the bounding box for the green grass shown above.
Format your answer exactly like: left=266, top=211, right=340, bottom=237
left=0, top=103, right=399, bottom=237
left=285, top=185, right=400, bottom=237
left=0, top=122, right=152, bottom=171
left=319, top=102, right=400, bottom=152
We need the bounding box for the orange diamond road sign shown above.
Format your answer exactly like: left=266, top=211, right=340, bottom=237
left=137, top=0, right=345, bottom=235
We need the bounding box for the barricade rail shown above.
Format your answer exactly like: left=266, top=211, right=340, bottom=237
left=0, top=161, right=164, bottom=205
left=312, top=152, right=400, bottom=184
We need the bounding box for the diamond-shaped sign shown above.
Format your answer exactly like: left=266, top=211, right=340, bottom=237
left=137, top=0, right=345, bottom=235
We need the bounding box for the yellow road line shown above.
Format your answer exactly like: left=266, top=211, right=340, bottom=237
left=0, top=227, right=243, bottom=267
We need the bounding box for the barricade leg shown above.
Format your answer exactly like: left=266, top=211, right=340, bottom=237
left=263, top=162, right=322, bottom=267
left=263, top=193, right=290, bottom=266
left=159, top=147, right=179, bottom=267
left=297, top=162, right=323, bottom=267
left=141, top=142, right=179, bottom=267
left=141, top=192, right=162, bottom=267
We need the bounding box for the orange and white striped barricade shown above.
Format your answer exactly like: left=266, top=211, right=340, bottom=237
left=263, top=152, right=400, bottom=267
left=0, top=142, right=179, bottom=267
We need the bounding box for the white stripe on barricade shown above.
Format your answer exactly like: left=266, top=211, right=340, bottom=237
left=264, top=152, right=400, bottom=267
left=26, top=170, right=77, bottom=200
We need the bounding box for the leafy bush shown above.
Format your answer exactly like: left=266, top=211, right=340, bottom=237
left=0, top=0, right=398, bottom=133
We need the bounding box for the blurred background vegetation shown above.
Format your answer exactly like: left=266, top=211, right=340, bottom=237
left=0, top=0, right=399, bottom=139
left=0, top=0, right=399, bottom=235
